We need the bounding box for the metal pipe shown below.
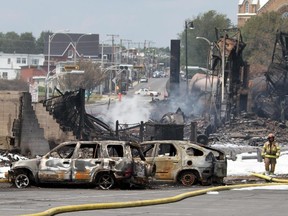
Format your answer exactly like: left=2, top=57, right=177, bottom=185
left=185, top=21, right=194, bottom=95
left=196, top=36, right=213, bottom=70
left=196, top=36, right=214, bottom=118
left=185, top=21, right=188, bottom=95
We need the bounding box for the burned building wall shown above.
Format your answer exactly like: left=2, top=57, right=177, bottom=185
left=0, top=91, right=22, bottom=150
left=169, top=40, right=181, bottom=98
left=145, top=122, right=184, bottom=141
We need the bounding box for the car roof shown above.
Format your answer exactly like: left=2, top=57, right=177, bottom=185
left=141, top=140, right=224, bottom=153
left=58, top=140, right=129, bottom=146
left=141, top=140, right=195, bottom=146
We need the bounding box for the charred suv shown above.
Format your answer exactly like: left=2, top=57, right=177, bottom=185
left=140, top=140, right=227, bottom=186
left=8, top=141, right=155, bottom=189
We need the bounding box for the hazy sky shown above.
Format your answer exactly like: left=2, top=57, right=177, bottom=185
left=1, top=0, right=238, bottom=48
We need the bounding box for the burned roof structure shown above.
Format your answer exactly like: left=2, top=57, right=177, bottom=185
left=44, top=88, right=115, bottom=141
left=252, top=31, right=288, bottom=121
left=213, top=28, right=247, bottom=123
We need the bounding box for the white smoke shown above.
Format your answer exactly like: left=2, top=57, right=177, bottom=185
left=108, top=95, right=153, bottom=126
left=89, top=95, right=154, bottom=128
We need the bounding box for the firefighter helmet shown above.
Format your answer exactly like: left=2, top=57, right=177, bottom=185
left=268, top=133, right=275, bottom=139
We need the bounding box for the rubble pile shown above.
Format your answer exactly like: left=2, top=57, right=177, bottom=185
left=0, top=150, right=27, bottom=166
left=205, top=113, right=288, bottom=158
left=211, top=112, right=288, bottom=146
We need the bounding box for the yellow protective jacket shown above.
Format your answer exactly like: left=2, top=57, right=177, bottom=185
left=261, top=141, right=280, bottom=159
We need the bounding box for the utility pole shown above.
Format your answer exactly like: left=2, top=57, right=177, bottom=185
left=144, top=40, right=155, bottom=78
left=120, top=39, right=132, bottom=64
left=185, top=21, right=194, bottom=95
left=106, top=34, right=119, bottom=64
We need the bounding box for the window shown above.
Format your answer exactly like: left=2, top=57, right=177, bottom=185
left=141, top=144, right=155, bottom=157
left=17, top=58, right=21, bottom=64
left=186, top=147, right=204, bottom=156
left=107, top=145, right=124, bottom=157
left=22, top=58, right=26, bottom=64
left=49, top=144, right=76, bottom=159
left=31, top=59, right=39, bottom=65
left=77, top=147, right=94, bottom=159
left=158, top=144, right=177, bottom=157
left=2, top=72, right=8, bottom=80
left=245, top=1, right=249, bottom=13
left=77, top=144, right=101, bottom=159
left=68, top=49, right=74, bottom=58
left=7, top=58, right=11, bottom=64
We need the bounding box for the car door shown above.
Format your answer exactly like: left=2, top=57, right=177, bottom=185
left=143, top=89, right=149, bottom=95
left=71, top=143, right=103, bottom=183
left=143, top=142, right=180, bottom=180
left=38, top=143, right=77, bottom=182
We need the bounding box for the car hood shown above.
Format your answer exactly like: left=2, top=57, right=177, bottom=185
left=11, top=158, right=41, bottom=170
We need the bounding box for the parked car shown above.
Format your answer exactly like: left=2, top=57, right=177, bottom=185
left=158, top=71, right=167, bottom=77
left=140, top=76, right=148, bottom=83
left=8, top=141, right=155, bottom=189
left=139, top=140, right=227, bottom=186
left=152, top=71, right=160, bottom=78
left=134, top=88, right=160, bottom=97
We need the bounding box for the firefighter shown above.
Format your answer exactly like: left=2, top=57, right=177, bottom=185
left=261, top=133, right=280, bottom=176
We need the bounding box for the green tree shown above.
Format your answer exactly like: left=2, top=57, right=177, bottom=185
left=19, top=32, right=36, bottom=53
left=0, top=31, right=45, bottom=54
left=240, top=11, right=288, bottom=76
left=35, top=31, right=50, bottom=54
left=59, top=60, right=108, bottom=101
left=0, top=32, right=5, bottom=51
left=1, top=32, right=20, bottom=53
left=180, top=10, right=233, bottom=70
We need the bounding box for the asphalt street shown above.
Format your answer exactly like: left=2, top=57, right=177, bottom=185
left=0, top=183, right=287, bottom=216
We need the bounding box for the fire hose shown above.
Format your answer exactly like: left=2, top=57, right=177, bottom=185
left=20, top=174, right=288, bottom=216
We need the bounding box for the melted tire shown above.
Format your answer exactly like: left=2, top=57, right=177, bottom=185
left=179, top=171, right=197, bottom=186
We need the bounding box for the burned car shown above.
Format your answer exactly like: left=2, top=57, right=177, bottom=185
left=140, top=140, right=227, bottom=186
left=8, top=140, right=155, bottom=189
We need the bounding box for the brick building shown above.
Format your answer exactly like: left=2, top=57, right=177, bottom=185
left=238, top=0, right=288, bottom=27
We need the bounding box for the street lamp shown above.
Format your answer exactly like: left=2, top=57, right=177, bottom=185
left=185, top=20, right=194, bottom=94
left=46, top=30, right=72, bottom=100
left=196, top=36, right=214, bottom=118
left=196, top=36, right=213, bottom=70
left=120, top=39, right=132, bottom=64
left=101, top=39, right=111, bottom=95
left=74, top=33, right=92, bottom=64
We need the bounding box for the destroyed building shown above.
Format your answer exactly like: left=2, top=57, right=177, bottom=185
left=251, top=31, right=288, bottom=122
left=1, top=30, right=288, bottom=158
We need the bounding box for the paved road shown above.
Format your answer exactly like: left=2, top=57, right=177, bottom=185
left=85, top=77, right=169, bottom=124
left=128, top=77, right=169, bottom=100
left=0, top=183, right=287, bottom=216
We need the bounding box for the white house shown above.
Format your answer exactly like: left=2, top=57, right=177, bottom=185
left=0, top=52, right=45, bottom=80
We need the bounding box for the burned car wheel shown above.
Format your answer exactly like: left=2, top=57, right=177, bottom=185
left=97, top=173, right=115, bottom=190
left=179, top=171, right=197, bottom=186
left=14, top=172, right=30, bottom=188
